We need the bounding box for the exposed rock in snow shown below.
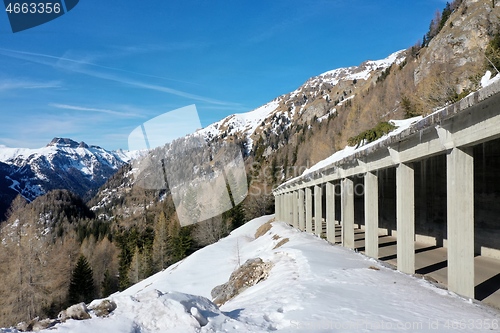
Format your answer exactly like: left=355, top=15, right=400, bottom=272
left=15, top=318, right=57, bottom=332
left=211, top=257, right=273, bottom=306
left=58, top=303, right=91, bottom=322
left=88, top=299, right=117, bottom=318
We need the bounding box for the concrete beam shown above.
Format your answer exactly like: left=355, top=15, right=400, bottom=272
left=396, top=163, right=415, bottom=274
left=364, top=172, right=379, bottom=259
left=305, top=187, right=313, bottom=233
left=314, top=185, right=323, bottom=236
left=341, top=178, right=355, bottom=249
left=447, top=147, right=474, bottom=299
left=298, top=189, right=305, bottom=231
left=326, top=182, right=335, bottom=243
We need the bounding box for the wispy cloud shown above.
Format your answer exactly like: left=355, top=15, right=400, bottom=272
left=111, top=41, right=209, bottom=55
left=0, top=47, right=240, bottom=107
left=49, top=103, right=142, bottom=118
left=56, top=48, right=201, bottom=85
left=0, top=47, right=194, bottom=84
left=0, top=79, right=60, bottom=91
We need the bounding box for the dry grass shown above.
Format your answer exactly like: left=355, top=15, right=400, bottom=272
left=255, top=220, right=273, bottom=239
left=273, top=238, right=289, bottom=249
left=368, top=265, right=380, bottom=271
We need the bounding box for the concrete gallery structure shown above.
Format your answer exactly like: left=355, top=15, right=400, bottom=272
left=274, top=78, right=500, bottom=301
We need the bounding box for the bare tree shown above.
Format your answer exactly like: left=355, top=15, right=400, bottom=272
left=193, top=215, right=229, bottom=247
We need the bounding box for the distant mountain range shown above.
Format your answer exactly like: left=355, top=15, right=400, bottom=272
left=0, top=137, right=136, bottom=220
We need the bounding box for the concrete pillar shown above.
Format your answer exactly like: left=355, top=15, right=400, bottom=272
left=282, top=194, right=286, bottom=222
left=292, top=191, right=299, bottom=228
left=298, top=189, right=305, bottom=231
left=285, top=193, right=292, bottom=224
left=447, top=147, right=474, bottom=298
left=275, top=195, right=280, bottom=221
left=314, top=184, right=323, bottom=236
left=326, top=182, right=335, bottom=243
left=279, top=194, right=284, bottom=221
left=305, top=187, right=313, bottom=233
left=396, top=163, right=415, bottom=274
left=341, top=178, right=355, bottom=249
left=365, top=172, right=379, bottom=258
left=274, top=195, right=279, bottom=220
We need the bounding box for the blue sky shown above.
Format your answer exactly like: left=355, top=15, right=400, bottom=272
left=0, top=0, right=447, bottom=150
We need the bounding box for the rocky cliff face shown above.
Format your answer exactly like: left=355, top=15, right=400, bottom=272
left=415, top=0, right=500, bottom=90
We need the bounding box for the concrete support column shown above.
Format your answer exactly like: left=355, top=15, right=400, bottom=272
left=274, top=195, right=279, bottom=220
left=447, top=147, right=474, bottom=298
left=279, top=194, right=284, bottom=221
left=282, top=194, right=286, bottom=221
left=341, top=178, right=355, bottom=249
left=396, top=163, right=415, bottom=274
left=365, top=172, right=379, bottom=258
left=305, top=187, right=313, bottom=233
left=298, top=189, right=305, bottom=231
left=285, top=193, right=292, bottom=224
left=326, top=182, right=335, bottom=243
left=314, top=184, right=323, bottom=236
left=292, top=191, right=299, bottom=228
left=275, top=195, right=280, bottom=221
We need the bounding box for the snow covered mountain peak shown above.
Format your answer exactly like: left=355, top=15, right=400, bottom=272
left=196, top=50, right=407, bottom=153
left=0, top=138, right=137, bottom=219
left=46, top=137, right=91, bottom=149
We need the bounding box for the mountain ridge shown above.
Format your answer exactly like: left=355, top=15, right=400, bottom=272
left=197, top=50, right=407, bottom=153
left=0, top=137, right=136, bottom=220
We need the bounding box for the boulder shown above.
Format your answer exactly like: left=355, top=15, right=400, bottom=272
left=211, top=257, right=273, bottom=306
left=15, top=317, right=57, bottom=332
left=58, top=302, right=91, bottom=322
left=89, top=299, right=117, bottom=317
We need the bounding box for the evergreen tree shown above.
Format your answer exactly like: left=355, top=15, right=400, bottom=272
left=271, top=157, right=278, bottom=183
left=167, top=219, right=193, bottom=262
left=439, top=2, right=452, bottom=31
left=127, top=246, right=141, bottom=284
left=231, top=203, right=245, bottom=230
left=68, top=255, right=95, bottom=305
left=101, top=269, right=118, bottom=297
left=486, top=32, right=500, bottom=73
left=152, top=211, right=169, bottom=270
left=283, top=153, right=289, bottom=179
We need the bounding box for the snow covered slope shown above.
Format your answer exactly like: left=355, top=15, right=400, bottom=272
left=14, top=215, right=498, bottom=333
